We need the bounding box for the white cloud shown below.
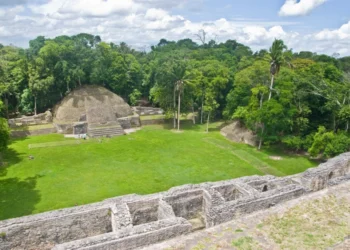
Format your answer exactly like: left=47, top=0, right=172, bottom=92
left=314, top=21, right=350, bottom=40
left=0, top=0, right=349, bottom=56
left=0, top=5, right=24, bottom=20
left=145, top=8, right=168, bottom=21
left=30, top=0, right=138, bottom=17
left=279, top=0, right=327, bottom=17
left=134, top=0, right=204, bottom=11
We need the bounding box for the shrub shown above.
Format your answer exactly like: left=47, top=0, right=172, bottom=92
left=308, top=126, right=350, bottom=158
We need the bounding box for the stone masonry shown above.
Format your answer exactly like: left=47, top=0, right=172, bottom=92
left=0, top=152, right=349, bottom=250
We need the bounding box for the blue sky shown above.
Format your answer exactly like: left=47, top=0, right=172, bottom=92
left=0, top=0, right=349, bottom=56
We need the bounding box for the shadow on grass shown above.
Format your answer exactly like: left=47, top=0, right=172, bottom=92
left=0, top=137, right=27, bottom=177
left=0, top=136, right=42, bottom=221
left=0, top=175, right=41, bottom=220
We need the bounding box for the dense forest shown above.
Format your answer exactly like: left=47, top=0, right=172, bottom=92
left=0, top=33, right=349, bottom=158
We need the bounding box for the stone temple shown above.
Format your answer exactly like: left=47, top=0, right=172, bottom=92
left=53, top=85, right=140, bottom=137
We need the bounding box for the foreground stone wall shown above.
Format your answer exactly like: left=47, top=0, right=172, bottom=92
left=0, top=152, right=349, bottom=250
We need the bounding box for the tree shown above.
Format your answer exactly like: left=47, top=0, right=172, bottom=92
left=28, top=58, right=54, bottom=115
left=268, top=39, right=287, bottom=101
left=195, top=60, right=229, bottom=131
left=0, top=103, right=10, bottom=165
left=308, top=126, right=350, bottom=158
left=129, top=89, right=142, bottom=106
left=0, top=46, right=28, bottom=117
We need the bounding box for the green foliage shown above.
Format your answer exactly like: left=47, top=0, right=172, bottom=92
left=269, top=39, right=287, bottom=75
left=308, top=126, right=350, bottom=158
left=19, top=88, right=34, bottom=114
left=0, top=117, right=10, bottom=153
left=129, top=89, right=142, bottom=106
left=0, top=34, right=349, bottom=155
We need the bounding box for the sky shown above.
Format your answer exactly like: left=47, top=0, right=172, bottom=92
left=0, top=0, right=349, bottom=56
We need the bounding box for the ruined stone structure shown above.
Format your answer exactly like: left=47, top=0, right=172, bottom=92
left=0, top=152, right=349, bottom=250
left=8, top=111, right=53, bottom=128
left=53, top=85, right=141, bottom=137
left=221, top=121, right=257, bottom=146
left=132, top=106, right=164, bottom=116
left=7, top=86, right=143, bottom=138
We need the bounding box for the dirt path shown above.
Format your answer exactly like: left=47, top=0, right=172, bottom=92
left=141, top=182, right=350, bottom=250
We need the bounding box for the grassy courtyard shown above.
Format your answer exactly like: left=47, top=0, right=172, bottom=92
left=0, top=122, right=317, bottom=220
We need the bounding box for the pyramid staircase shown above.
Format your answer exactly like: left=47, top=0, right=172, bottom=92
left=87, top=121, right=125, bottom=138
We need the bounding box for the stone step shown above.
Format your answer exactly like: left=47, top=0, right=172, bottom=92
left=88, top=128, right=124, bottom=133
left=88, top=125, right=122, bottom=130
left=87, top=126, right=125, bottom=138
left=89, top=132, right=124, bottom=137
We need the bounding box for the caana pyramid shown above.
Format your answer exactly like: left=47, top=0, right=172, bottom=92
left=53, top=85, right=140, bottom=137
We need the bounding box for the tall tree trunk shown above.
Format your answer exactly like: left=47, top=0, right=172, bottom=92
left=0, top=152, right=3, bottom=167
left=260, top=93, right=264, bottom=109
left=206, top=111, right=210, bottom=133
left=34, top=96, right=37, bottom=115
left=177, top=89, right=181, bottom=131
left=4, top=95, right=9, bottom=119
left=201, top=92, right=204, bottom=124
left=346, top=120, right=349, bottom=132
left=192, top=104, right=196, bottom=125
left=78, top=76, right=81, bottom=86
left=258, top=125, right=264, bottom=150
left=258, top=93, right=264, bottom=150
left=268, top=74, right=274, bottom=101
left=173, top=86, right=176, bottom=129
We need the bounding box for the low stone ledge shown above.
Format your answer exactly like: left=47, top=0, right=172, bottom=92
left=53, top=218, right=191, bottom=250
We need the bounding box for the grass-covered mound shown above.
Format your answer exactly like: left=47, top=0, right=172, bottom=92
left=0, top=122, right=317, bottom=220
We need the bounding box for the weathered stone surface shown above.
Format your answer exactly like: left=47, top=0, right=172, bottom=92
left=10, top=127, right=57, bottom=137
left=53, top=86, right=142, bottom=137
left=73, top=122, right=87, bottom=134
left=0, top=208, right=112, bottom=250
left=301, top=152, right=350, bottom=191
left=0, top=152, right=349, bottom=250
left=221, top=120, right=257, bottom=146
left=132, top=107, right=164, bottom=116
left=8, top=112, right=52, bottom=127
left=54, top=86, right=133, bottom=124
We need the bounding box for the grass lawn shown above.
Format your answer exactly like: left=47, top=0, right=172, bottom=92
left=0, top=122, right=317, bottom=220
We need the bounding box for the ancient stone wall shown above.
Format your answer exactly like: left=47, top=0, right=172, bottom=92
left=10, top=128, right=57, bottom=137
left=0, top=152, right=349, bottom=250
left=117, top=115, right=141, bottom=129
left=132, top=107, right=164, bottom=116
left=8, top=111, right=52, bottom=128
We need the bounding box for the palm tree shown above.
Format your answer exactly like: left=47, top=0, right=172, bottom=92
left=175, top=79, right=184, bottom=131
left=268, top=39, right=287, bottom=100
left=173, top=63, right=199, bottom=131
left=258, top=39, right=287, bottom=150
